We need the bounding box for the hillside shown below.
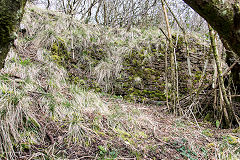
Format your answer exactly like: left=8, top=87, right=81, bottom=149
left=19, top=5, right=213, bottom=103
left=0, top=5, right=239, bottom=160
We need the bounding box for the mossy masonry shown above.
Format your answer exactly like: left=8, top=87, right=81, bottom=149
left=50, top=34, right=209, bottom=104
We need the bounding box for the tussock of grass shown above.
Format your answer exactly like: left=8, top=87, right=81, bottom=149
left=0, top=49, right=110, bottom=158
left=0, top=48, right=159, bottom=159
left=0, top=5, right=239, bottom=160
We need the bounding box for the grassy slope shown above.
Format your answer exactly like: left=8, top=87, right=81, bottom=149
left=18, top=4, right=214, bottom=105
left=0, top=5, right=239, bottom=160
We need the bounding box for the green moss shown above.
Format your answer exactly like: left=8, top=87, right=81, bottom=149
left=202, top=129, right=213, bottom=137
left=177, top=36, right=185, bottom=47
left=162, top=137, right=170, bottom=142
left=115, top=128, right=131, bottom=138
left=118, top=46, right=168, bottom=102
left=204, top=113, right=213, bottom=122
left=224, top=135, right=239, bottom=145
left=232, top=127, right=240, bottom=133
left=134, top=131, right=148, bottom=139
left=51, top=37, right=71, bottom=66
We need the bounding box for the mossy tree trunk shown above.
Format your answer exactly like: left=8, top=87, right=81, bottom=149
left=209, top=25, right=233, bottom=128
left=225, top=50, right=240, bottom=95
left=183, top=0, right=240, bottom=98
left=0, top=0, right=27, bottom=69
left=183, top=0, right=240, bottom=127
left=183, top=0, right=240, bottom=56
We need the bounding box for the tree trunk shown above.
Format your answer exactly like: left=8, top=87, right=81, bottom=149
left=209, top=25, right=233, bottom=127
left=95, top=0, right=102, bottom=24
left=161, top=0, right=177, bottom=113
left=183, top=0, right=240, bottom=57
left=46, top=0, right=50, bottom=9
left=0, top=0, right=27, bottom=69
left=226, top=50, right=240, bottom=95
left=183, top=0, right=240, bottom=107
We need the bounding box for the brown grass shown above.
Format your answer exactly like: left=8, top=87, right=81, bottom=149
left=0, top=4, right=239, bottom=160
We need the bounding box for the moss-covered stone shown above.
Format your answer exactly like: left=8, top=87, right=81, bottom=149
left=45, top=20, right=209, bottom=105
left=51, top=38, right=71, bottom=66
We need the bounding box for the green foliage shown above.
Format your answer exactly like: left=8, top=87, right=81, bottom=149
left=98, top=145, right=118, bottom=159
left=216, top=120, right=220, bottom=128
left=204, top=113, right=213, bottom=123
left=98, top=145, right=107, bottom=158
left=162, top=137, right=170, bottom=142
left=0, top=73, right=10, bottom=81
left=172, top=139, right=197, bottom=160
left=232, top=127, right=240, bottom=133
left=223, top=135, right=239, bottom=145
left=202, top=129, right=213, bottom=137
left=62, top=101, right=72, bottom=109
left=109, top=149, right=118, bottom=159
left=49, top=100, right=56, bottom=114
left=24, top=35, right=35, bottom=42
left=19, top=58, right=32, bottom=66
left=200, top=147, right=209, bottom=159
left=10, top=94, right=21, bottom=106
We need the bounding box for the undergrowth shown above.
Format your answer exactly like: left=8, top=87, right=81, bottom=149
left=0, top=5, right=239, bottom=160
left=18, top=5, right=211, bottom=104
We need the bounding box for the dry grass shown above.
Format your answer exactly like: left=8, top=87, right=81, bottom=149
left=0, top=4, right=239, bottom=160
left=19, top=5, right=209, bottom=92
left=0, top=47, right=240, bottom=160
